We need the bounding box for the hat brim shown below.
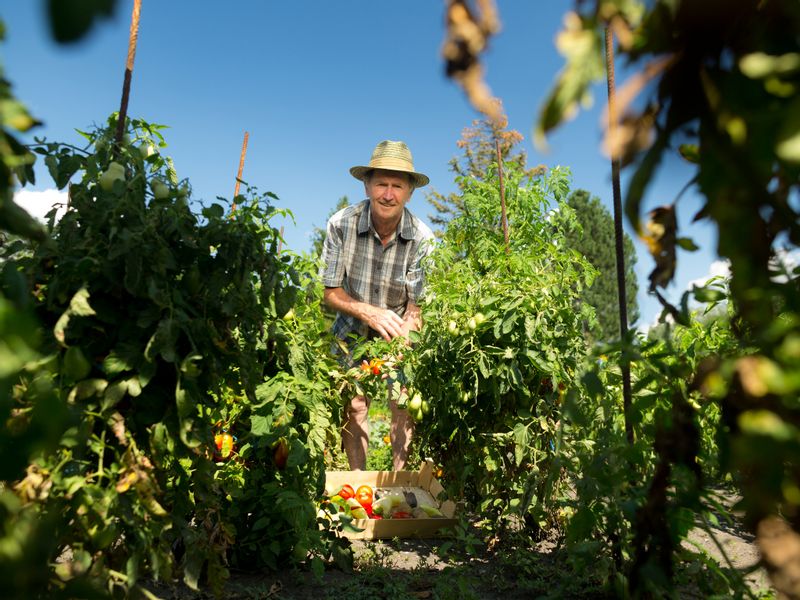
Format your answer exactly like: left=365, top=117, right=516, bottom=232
left=350, top=165, right=429, bottom=188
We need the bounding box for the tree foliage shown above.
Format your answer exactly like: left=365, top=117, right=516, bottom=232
left=564, top=189, right=639, bottom=340
left=426, top=107, right=545, bottom=233
left=310, top=195, right=349, bottom=259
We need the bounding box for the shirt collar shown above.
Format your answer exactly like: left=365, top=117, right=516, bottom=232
left=357, top=199, right=415, bottom=240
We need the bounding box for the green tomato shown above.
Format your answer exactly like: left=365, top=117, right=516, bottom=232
left=150, top=179, right=170, bottom=199
left=138, top=143, right=156, bottom=159
left=421, top=400, right=430, bottom=415
left=447, top=321, right=459, bottom=336
left=99, top=162, right=125, bottom=192
left=474, top=312, right=486, bottom=325
left=408, top=393, right=423, bottom=412
left=467, top=317, right=477, bottom=330
left=461, top=391, right=470, bottom=403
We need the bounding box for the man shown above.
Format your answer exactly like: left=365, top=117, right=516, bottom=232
left=321, top=140, right=434, bottom=471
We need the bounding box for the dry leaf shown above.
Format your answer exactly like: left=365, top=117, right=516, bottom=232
left=115, top=469, right=139, bottom=493
left=442, top=0, right=502, bottom=123
left=109, top=411, right=128, bottom=446
left=640, top=205, right=677, bottom=291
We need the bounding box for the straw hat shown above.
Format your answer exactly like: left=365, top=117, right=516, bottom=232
left=350, top=140, right=430, bottom=188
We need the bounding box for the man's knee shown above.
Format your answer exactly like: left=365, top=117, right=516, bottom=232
left=344, top=396, right=369, bottom=426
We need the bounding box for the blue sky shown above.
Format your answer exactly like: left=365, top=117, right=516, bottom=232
left=3, top=1, right=719, bottom=327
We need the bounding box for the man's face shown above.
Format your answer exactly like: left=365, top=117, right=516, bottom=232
left=365, top=169, right=414, bottom=225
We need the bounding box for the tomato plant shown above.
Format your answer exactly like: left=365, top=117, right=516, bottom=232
left=408, top=163, right=597, bottom=531
left=1, top=114, right=345, bottom=594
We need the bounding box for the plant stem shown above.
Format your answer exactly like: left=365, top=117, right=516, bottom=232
left=115, top=0, right=142, bottom=150
left=604, top=26, right=633, bottom=445
left=231, top=131, right=249, bottom=215
left=495, top=139, right=509, bottom=254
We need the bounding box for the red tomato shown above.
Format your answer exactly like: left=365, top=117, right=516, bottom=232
left=392, top=511, right=411, bottom=519
left=355, top=485, right=373, bottom=506
left=338, top=484, right=355, bottom=500
left=214, top=432, right=235, bottom=459
left=368, top=358, right=384, bottom=375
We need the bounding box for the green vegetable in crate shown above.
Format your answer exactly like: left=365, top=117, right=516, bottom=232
left=346, top=497, right=369, bottom=519
left=372, top=493, right=404, bottom=517
left=416, top=503, right=444, bottom=518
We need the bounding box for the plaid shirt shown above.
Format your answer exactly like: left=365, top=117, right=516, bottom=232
left=321, top=199, right=435, bottom=341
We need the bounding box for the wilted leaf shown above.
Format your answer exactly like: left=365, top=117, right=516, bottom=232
left=640, top=205, right=677, bottom=291
left=115, top=470, right=139, bottom=493
left=442, top=0, right=502, bottom=122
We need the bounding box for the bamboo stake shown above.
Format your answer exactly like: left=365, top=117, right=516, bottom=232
left=277, top=225, right=285, bottom=254
left=114, top=0, right=142, bottom=148
left=230, top=131, right=249, bottom=214
left=605, top=27, right=634, bottom=445
left=495, top=139, right=510, bottom=254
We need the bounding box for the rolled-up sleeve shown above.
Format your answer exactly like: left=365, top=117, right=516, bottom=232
left=321, top=219, right=344, bottom=288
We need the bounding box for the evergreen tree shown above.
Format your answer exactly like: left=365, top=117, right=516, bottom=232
left=310, top=195, right=349, bottom=258
left=565, top=189, right=639, bottom=340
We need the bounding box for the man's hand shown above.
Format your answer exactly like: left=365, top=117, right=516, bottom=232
left=324, top=287, right=404, bottom=342
left=363, top=304, right=405, bottom=341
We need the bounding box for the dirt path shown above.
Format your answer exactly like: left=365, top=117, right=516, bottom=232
left=683, top=489, right=772, bottom=596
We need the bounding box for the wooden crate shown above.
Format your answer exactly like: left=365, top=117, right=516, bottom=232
left=324, top=459, right=458, bottom=540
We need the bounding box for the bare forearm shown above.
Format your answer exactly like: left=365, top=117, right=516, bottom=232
left=400, top=301, right=422, bottom=337
left=324, top=287, right=368, bottom=322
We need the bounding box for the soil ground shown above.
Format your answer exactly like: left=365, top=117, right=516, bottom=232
left=146, top=493, right=776, bottom=600
left=148, top=415, right=773, bottom=599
